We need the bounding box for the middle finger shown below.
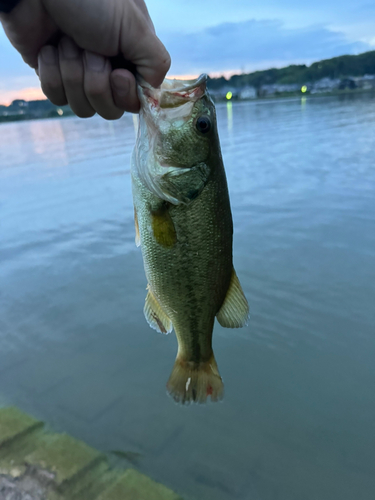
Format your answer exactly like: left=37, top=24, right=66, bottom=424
left=83, top=51, right=124, bottom=121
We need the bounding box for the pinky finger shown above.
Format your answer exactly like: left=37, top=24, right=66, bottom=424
left=38, top=45, right=67, bottom=106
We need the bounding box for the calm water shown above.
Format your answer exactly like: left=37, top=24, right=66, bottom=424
left=1, top=94, right=375, bottom=500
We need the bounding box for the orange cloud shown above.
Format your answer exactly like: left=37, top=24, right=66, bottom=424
left=209, top=69, right=244, bottom=79
left=1, top=86, right=45, bottom=106
left=168, top=70, right=241, bottom=81
left=168, top=73, right=199, bottom=80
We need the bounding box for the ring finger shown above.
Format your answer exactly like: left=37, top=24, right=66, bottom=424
left=58, top=37, right=95, bottom=118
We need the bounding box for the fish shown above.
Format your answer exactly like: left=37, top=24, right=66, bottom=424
left=131, top=74, right=249, bottom=404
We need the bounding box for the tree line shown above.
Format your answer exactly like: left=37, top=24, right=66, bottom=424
left=208, top=50, right=375, bottom=90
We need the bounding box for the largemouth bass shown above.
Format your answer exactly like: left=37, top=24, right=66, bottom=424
left=131, top=74, right=249, bottom=404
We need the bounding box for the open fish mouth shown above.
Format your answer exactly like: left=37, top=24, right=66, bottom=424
left=134, top=73, right=213, bottom=204
left=138, top=74, right=208, bottom=111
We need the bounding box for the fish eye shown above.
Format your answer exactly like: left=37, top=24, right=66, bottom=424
left=196, top=115, right=211, bottom=134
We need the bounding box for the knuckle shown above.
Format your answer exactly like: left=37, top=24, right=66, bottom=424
left=41, top=78, right=62, bottom=94
left=69, top=101, right=95, bottom=118
left=75, top=109, right=96, bottom=119
left=160, top=51, right=171, bottom=73
left=47, top=94, right=67, bottom=107
left=99, top=109, right=124, bottom=121
left=85, top=82, right=107, bottom=99
left=40, top=84, right=66, bottom=106
left=64, top=73, right=83, bottom=87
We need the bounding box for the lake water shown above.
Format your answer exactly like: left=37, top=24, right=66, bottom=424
left=0, top=94, right=375, bottom=500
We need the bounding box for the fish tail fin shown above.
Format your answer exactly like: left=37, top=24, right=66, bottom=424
left=166, top=354, right=224, bottom=404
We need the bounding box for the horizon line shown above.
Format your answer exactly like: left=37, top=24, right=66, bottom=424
left=0, top=69, right=242, bottom=106
left=2, top=48, right=375, bottom=106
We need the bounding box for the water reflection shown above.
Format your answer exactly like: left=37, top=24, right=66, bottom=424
left=1, top=95, right=375, bottom=500
left=226, top=101, right=233, bottom=133
left=30, top=119, right=68, bottom=165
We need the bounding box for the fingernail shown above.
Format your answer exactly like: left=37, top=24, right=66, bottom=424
left=84, top=51, right=106, bottom=72
left=60, top=38, right=79, bottom=60
left=111, top=74, right=130, bottom=96
left=41, top=46, right=57, bottom=65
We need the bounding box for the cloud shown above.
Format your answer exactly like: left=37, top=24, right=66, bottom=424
left=163, top=19, right=371, bottom=75
left=0, top=15, right=372, bottom=103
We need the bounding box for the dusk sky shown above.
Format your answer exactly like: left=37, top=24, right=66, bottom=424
left=1, top=0, right=374, bottom=104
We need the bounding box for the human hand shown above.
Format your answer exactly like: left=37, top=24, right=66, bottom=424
left=0, top=0, right=170, bottom=118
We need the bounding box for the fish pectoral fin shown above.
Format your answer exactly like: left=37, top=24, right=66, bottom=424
left=151, top=203, right=177, bottom=248
left=144, top=286, right=173, bottom=334
left=158, top=163, right=210, bottom=204
left=134, top=206, right=141, bottom=247
left=216, top=268, right=249, bottom=328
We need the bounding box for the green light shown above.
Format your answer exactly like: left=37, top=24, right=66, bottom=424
left=301, top=85, right=307, bottom=93
left=226, top=92, right=232, bottom=100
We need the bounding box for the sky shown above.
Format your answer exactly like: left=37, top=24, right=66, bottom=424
left=1, top=0, right=374, bottom=104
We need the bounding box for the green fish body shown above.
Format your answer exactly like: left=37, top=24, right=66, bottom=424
left=132, top=75, right=249, bottom=403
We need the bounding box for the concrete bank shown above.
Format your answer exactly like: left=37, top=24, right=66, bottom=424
left=0, top=407, right=182, bottom=500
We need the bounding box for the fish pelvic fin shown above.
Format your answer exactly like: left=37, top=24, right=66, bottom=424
left=144, top=286, right=173, bottom=334
left=217, top=268, right=249, bottom=328
left=166, top=354, right=224, bottom=404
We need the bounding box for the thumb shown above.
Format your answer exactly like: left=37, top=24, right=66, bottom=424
left=120, top=25, right=171, bottom=88
left=136, top=34, right=171, bottom=88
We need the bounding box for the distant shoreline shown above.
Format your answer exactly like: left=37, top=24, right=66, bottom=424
left=213, top=86, right=375, bottom=104
left=0, top=105, right=75, bottom=124
left=0, top=87, right=374, bottom=125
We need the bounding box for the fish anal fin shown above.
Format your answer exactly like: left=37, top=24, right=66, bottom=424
left=144, top=286, right=173, bottom=334
left=167, top=354, right=223, bottom=404
left=216, top=268, right=249, bottom=328
left=151, top=204, right=177, bottom=248
left=134, top=206, right=140, bottom=247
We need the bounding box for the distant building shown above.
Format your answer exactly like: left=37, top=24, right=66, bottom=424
left=11, top=99, right=28, bottom=107
left=354, top=74, right=375, bottom=90
left=239, top=86, right=257, bottom=99
left=208, top=86, right=238, bottom=101
left=0, top=98, right=73, bottom=121
left=259, top=83, right=300, bottom=97
left=3, top=99, right=29, bottom=117
left=339, top=78, right=356, bottom=90
left=310, top=78, right=341, bottom=94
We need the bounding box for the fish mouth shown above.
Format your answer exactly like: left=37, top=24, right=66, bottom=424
left=138, top=74, right=208, bottom=111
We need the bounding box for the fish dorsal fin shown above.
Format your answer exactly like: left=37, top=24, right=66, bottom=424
left=144, top=286, right=173, bottom=334
left=134, top=207, right=141, bottom=247
left=216, top=268, right=249, bottom=328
